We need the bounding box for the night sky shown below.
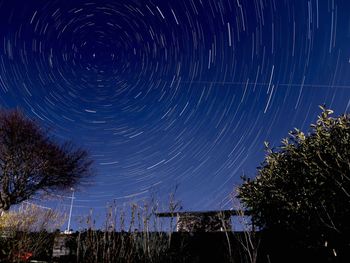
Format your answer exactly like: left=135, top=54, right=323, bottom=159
left=0, top=0, right=350, bottom=226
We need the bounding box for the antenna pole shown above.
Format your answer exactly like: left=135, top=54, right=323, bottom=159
left=66, top=189, right=75, bottom=233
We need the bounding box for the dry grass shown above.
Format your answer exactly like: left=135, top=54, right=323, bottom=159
left=0, top=195, right=257, bottom=263
left=0, top=203, right=66, bottom=262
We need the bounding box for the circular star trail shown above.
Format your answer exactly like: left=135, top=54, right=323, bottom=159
left=0, top=0, right=349, bottom=217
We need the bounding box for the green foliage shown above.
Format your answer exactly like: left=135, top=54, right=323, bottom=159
left=238, top=106, right=350, bottom=246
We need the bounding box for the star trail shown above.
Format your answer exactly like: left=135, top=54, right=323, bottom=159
left=0, top=0, right=349, bottom=222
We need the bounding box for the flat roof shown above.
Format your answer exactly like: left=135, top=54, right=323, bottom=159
left=156, top=210, right=251, bottom=217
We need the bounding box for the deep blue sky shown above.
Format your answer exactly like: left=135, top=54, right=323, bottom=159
left=0, top=0, right=350, bottom=228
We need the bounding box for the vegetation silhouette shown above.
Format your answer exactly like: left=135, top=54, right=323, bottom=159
left=238, top=106, right=350, bottom=251
left=0, top=109, right=93, bottom=212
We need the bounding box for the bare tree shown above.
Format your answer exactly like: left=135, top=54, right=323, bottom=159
left=0, top=109, right=92, bottom=212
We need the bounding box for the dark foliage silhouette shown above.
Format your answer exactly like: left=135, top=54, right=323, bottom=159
left=0, top=109, right=92, bottom=212
left=238, top=106, right=350, bottom=248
